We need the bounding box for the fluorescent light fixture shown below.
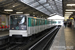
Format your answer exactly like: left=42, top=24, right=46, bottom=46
left=13, top=5, right=15, bottom=7
left=65, top=14, right=71, bottom=15
left=67, top=4, right=75, bottom=6
left=67, top=13, right=70, bottom=15
left=24, top=14, right=30, bottom=16
left=65, top=12, right=73, bottom=14
left=66, top=9, right=75, bottom=11
left=4, top=9, right=13, bottom=11
left=16, top=12, right=23, bottom=14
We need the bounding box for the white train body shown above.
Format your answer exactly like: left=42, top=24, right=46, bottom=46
left=9, top=14, right=55, bottom=37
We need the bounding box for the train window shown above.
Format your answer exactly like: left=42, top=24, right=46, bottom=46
left=34, top=19, right=35, bottom=26
left=58, top=21, right=61, bottom=24
left=39, top=19, right=41, bottom=25
left=33, top=19, right=35, bottom=26
left=10, top=15, right=27, bottom=30
left=46, top=20, right=47, bottom=24
left=47, top=21, right=48, bottom=24
left=50, top=21, right=51, bottom=24
left=36, top=19, right=38, bottom=26
left=10, top=15, right=26, bottom=25
left=37, top=19, right=39, bottom=26
left=45, top=20, right=46, bottom=24
left=48, top=21, right=49, bottom=24
left=31, top=18, right=34, bottom=26
left=38, top=19, right=40, bottom=25
left=41, top=20, right=42, bottom=25
left=35, top=19, right=37, bottom=26
left=43, top=20, right=44, bottom=25
left=35, top=19, right=38, bottom=26
left=42, top=20, right=43, bottom=25
left=44, top=20, right=45, bottom=25
left=42, top=20, right=44, bottom=25
left=47, top=20, right=48, bottom=24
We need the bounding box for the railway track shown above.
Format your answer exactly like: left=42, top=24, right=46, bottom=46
left=0, top=26, right=60, bottom=50
left=28, top=27, right=59, bottom=50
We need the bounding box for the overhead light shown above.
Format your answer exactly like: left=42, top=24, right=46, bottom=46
left=13, top=5, right=15, bottom=7
left=4, top=9, right=13, bottom=11
left=65, top=12, right=73, bottom=14
left=66, top=9, right=75, bottom=11
left=16, top=12, right=23, bottom=14
left=67, top=4, right=75, bottom=6
left=65, top=14, right=71, bottom=15
left=24, top=14, right=30, bottom=16
left=65, top=13, right=72, bottom=14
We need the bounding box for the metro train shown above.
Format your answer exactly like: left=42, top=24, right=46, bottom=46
left=9, top=14, right=55, bottom=38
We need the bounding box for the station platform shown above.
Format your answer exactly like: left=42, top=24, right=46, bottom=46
left=50, top=26, right=75, bottom=50
left=0, top=30, right=9, bottom=37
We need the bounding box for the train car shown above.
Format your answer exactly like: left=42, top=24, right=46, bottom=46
left=9, top=14, right=53, bottom=38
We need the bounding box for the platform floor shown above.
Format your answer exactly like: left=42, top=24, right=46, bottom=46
left=0, top=30, right=9, bottom=37
left=64, top=27, right=75, bottom=50
left=50, top=26, right=75, bottom=50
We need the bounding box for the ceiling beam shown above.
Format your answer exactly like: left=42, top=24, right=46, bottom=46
left=34, top=2, right=47, bottom=8
left=53, top=1, right=60, bottom=13
left=0, top=0, right=13, bottom=6
left=37, top=1, right=52, bottom=14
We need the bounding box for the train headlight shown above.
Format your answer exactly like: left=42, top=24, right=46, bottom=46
left=22, top=28, right=24, bottom=29
left=12, top=28, right=14, bottom=29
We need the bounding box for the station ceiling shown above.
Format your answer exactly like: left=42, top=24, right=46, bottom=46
left=63, top=0, right=75, bottom=18
left=0, top=0, right=63, bottom=18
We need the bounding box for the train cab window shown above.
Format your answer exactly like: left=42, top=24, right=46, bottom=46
left=10, top=15, right=27, bottom=30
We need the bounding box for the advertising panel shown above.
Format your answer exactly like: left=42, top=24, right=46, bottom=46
left=0, top=17, right=1, bottom=26
left=0, top=15, right=6, bottom=26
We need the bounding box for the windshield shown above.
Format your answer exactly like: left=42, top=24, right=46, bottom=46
left=10, top=15, right=27, bottom=30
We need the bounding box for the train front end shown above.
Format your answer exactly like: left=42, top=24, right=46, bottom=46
left=9, top=14, right=27, bottom=37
